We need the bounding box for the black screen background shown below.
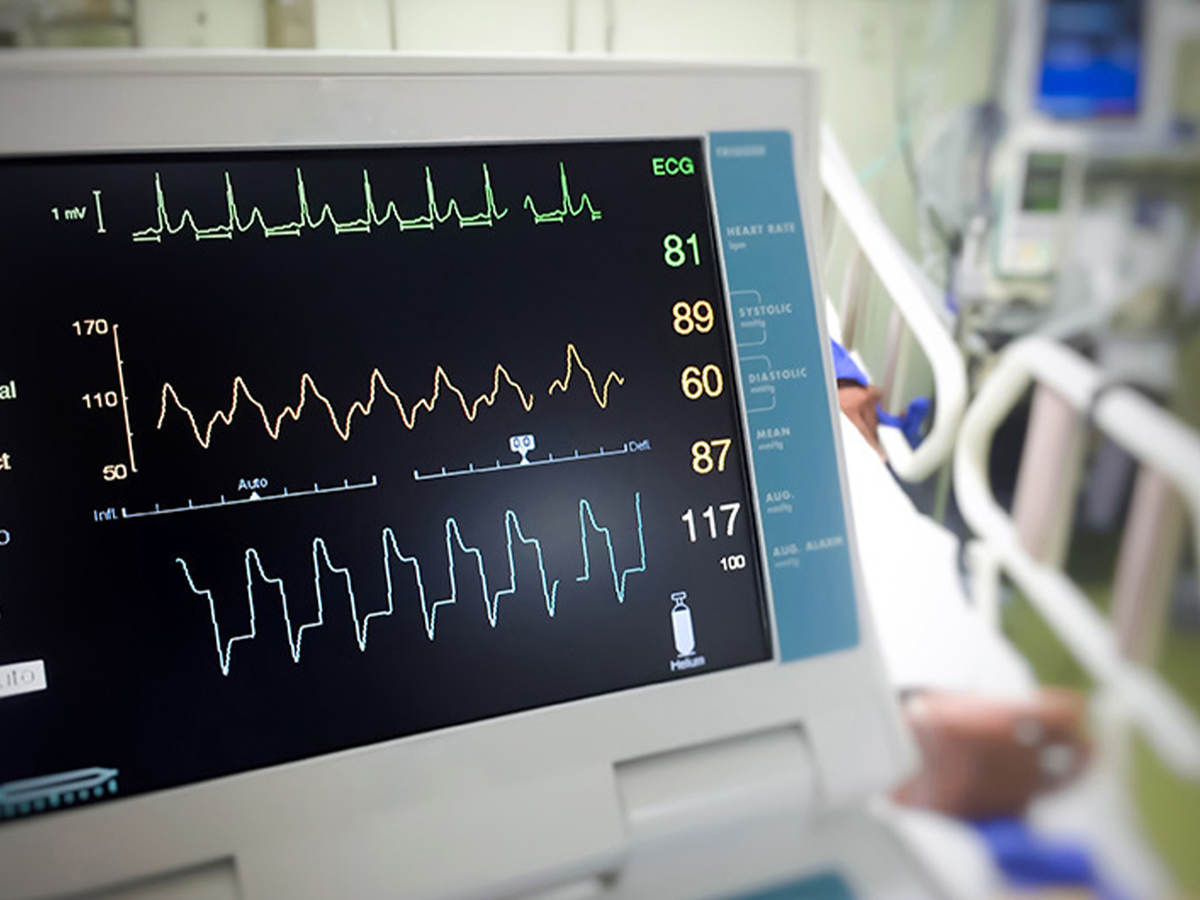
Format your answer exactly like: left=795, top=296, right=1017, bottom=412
left=0, top=139, right=770, bottom=821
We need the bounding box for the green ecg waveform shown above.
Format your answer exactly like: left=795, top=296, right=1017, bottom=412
left=131, top=161, right=602, bottom=244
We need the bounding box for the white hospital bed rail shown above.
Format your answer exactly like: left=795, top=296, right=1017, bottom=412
left=954, top=335, right=1200, bottom=778
left=819, top=124, right=967, bottom=483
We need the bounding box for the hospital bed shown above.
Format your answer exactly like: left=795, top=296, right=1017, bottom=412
left=957, top=337, right=1200, bottom=779
left=818, top=125, right=966, bottom=486
left=819, top=115, right=1200, bottom=895
left=955, top=336, right=1200, bottom=895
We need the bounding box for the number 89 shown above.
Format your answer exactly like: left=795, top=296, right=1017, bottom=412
left=672, top=299, right=714, bottom=335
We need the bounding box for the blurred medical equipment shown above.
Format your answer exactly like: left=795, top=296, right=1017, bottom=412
left=944, top=0, right=1200, bottom=373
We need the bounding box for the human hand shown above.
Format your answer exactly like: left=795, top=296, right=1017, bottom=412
left=837, top=380, right=886, bottom=460
left=893, top=688, right=1091, bottom=820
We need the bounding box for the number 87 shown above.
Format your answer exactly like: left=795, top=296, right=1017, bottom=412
left=691, top=438, right=732, bottom=474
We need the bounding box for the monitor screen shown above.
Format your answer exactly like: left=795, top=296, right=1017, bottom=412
left=1020, top=152, right=1068, bottom=212
left=0, top=139, right=771, bottom=823
left=1037, top=0, right=1143, bottom=120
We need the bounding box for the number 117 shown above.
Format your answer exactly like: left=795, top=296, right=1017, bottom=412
left=681, top=503, right=741, bottom=542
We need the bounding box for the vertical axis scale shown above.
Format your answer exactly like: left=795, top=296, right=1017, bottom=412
left=112, top=325, right=137, bottom=474
left=92, top=190, right=106, bottom=234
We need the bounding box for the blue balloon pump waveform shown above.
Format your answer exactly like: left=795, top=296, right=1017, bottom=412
left=177, top=493, right=646, bottom=676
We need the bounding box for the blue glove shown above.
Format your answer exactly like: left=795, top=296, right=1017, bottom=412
left=830, top=340, right=929, bottom=448
left=973, top=818, right=1130, bottom=900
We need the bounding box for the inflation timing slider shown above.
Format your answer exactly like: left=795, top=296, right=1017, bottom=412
left=509, top=433, right=536, bottom=463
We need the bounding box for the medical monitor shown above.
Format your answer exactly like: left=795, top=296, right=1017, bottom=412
left=1036, top=0, right=1144, bottom=120
left=0, top=55, right=908, bottom=900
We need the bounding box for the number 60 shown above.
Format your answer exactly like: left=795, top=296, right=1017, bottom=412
left=680, top=364, right=724, bottom=400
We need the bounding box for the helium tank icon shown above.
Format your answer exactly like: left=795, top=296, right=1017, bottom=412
left=670, top=592, right=696, bottom=658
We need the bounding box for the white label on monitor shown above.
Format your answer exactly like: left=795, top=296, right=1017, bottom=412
left=0, top=660, right=47, bottom=699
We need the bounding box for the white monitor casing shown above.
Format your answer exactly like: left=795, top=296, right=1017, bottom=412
left=0, top=54, right=913, bottom=900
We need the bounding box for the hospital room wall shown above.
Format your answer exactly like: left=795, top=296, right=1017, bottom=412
left=129, top=0, right=1006, bottom=410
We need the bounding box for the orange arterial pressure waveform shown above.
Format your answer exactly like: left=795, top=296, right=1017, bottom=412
left=157, top=343, right=625, bottom=448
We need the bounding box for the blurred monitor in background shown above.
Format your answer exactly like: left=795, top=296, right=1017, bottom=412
left=1037, top=0, right=1144, bottom=120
